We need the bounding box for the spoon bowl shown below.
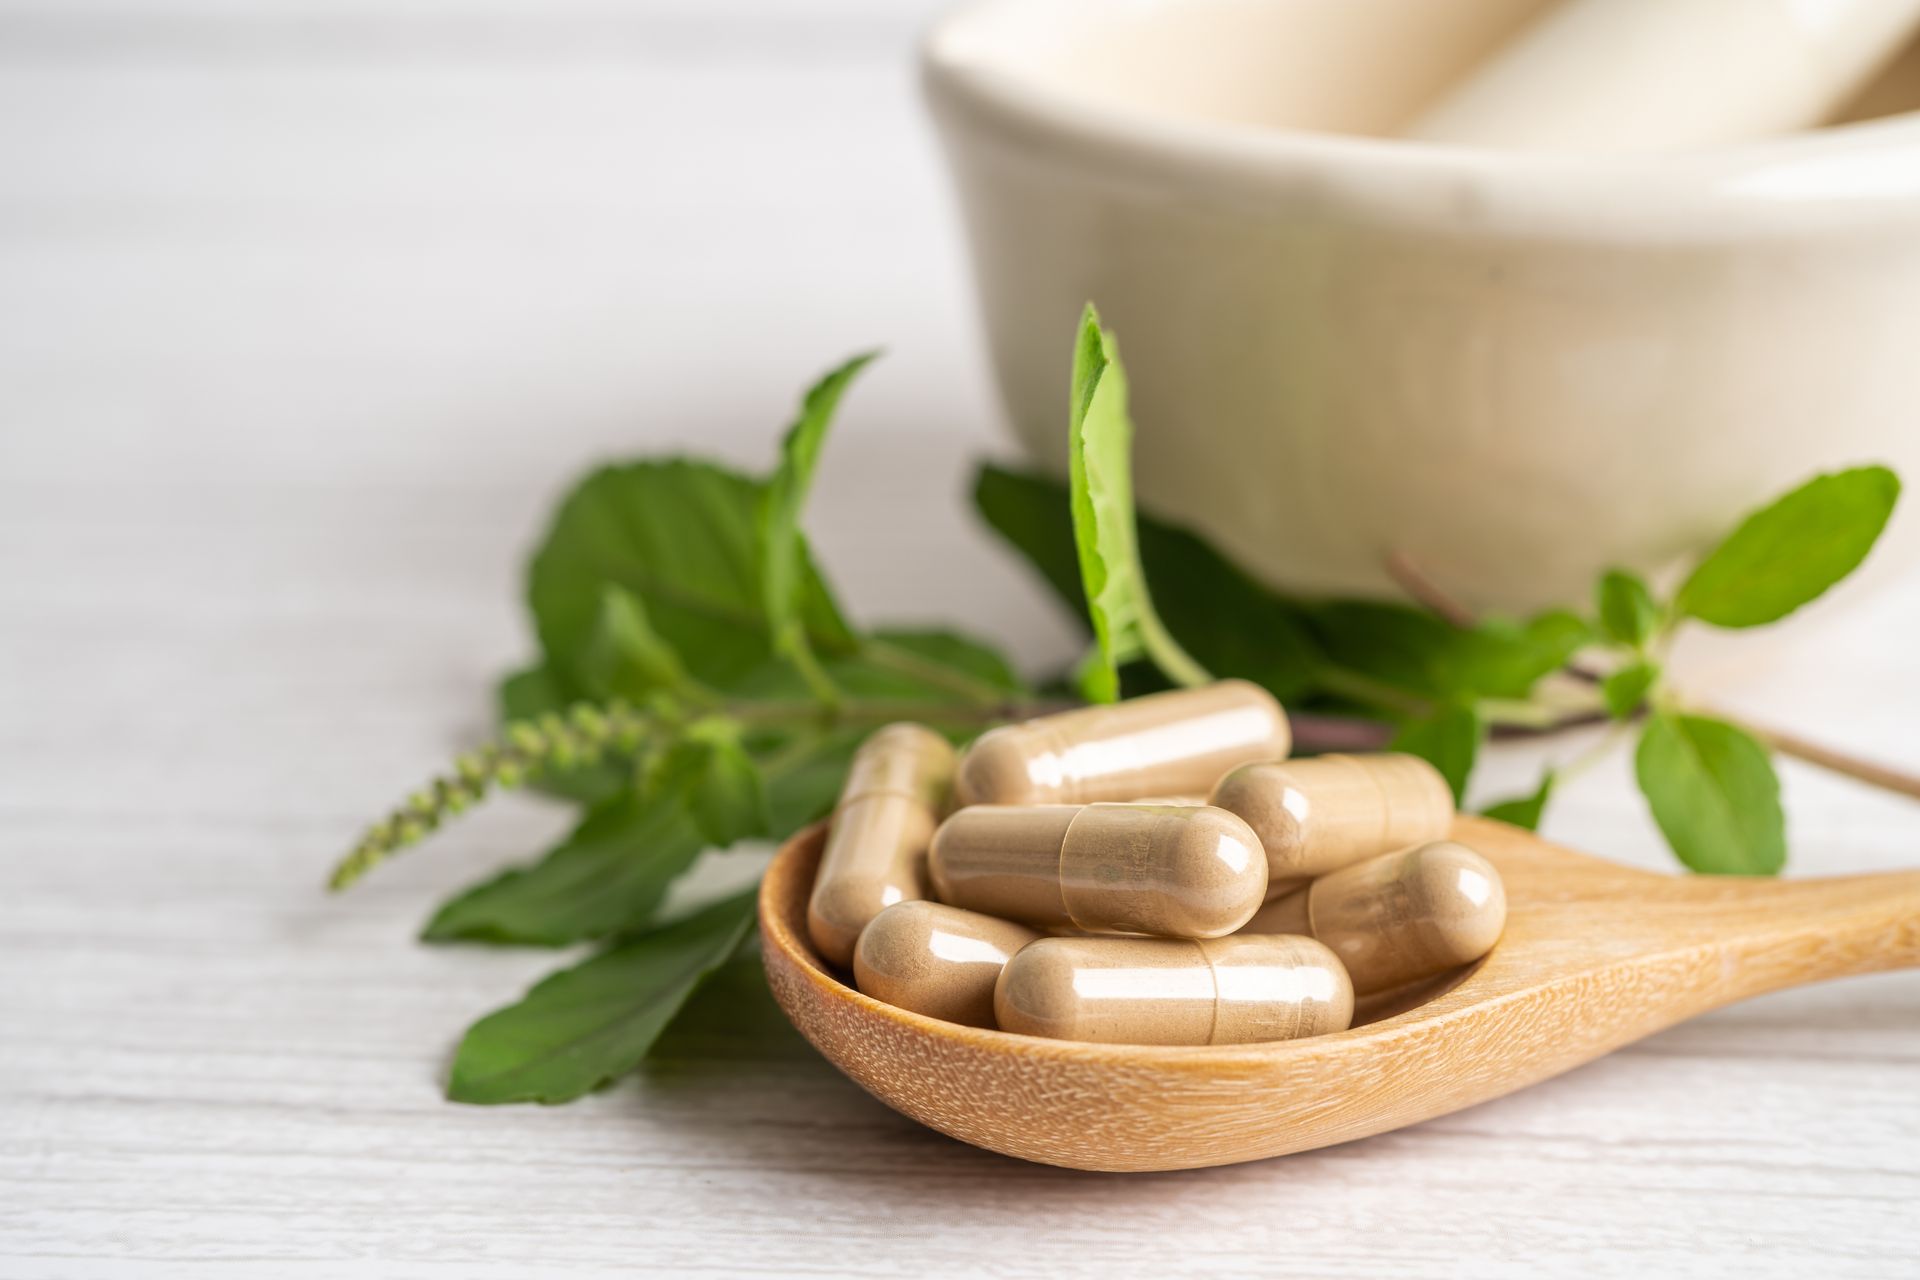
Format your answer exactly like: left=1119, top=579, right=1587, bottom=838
left=760, top=816, right=1920, bottom=1171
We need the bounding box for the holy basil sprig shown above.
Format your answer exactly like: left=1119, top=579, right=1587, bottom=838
left=1587, top=465, right=1898, bottom=873
left=332, top=357, right=1039, bottom=1104
left=333, top=311, right=1903, bottom=1107
left=979, top=307, right=1902, bottom=875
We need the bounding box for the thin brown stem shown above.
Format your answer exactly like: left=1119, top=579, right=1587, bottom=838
left=1384, top=547, right=1920, bottom=806
left=1289, top=713, right=1395, bottom=753
left=1384, top=549, right=1477, bottom=628
left=1494, top=708, right=1611, bottom=739
left=1700, top=710, right=1920, bottom=802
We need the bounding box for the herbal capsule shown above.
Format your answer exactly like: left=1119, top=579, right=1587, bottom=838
left=994, top=934, right=1354, bottom=1045
left=928, top=802, right=1267, bottom=938
left=853, top=901, right=1041, bottom=1028
left=1209, top=753, right=1454, bottom=896
left=955, top=680, right=1290, bottom=807
left=1243, top=840, right=1507, bottom=995
left=807, top=723, right=955, bottom=968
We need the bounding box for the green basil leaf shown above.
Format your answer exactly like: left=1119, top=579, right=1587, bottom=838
left=527, top=459, right=855, bottom=696
left=759, top=352, right=877, bottom=666
left=446, top=891, right=757, bottom=1104
left=761, top=729, right=864, bottom=836
left=648, top=943, right=816, bottom=1063
left=1601, top=659, right=1660, bottom=720
left=1389, top=703, right=1484, bottom=804
left=1674, top=465, right=1900, bottom=628
left=422, top=789, right=703, bottom=946
left=1066, top=305, right=1210, bottom=700
left=644, top=720, right=769, bottom=848
left=495, top=664, right=628, bottom=806
left=860, top=628, right=1026, bottom=697
left=1596, top=569, right=1661, bottom=648
left=1307, top=603, right=1587, bottom=703
left=1634, top=712, right=1785, bottom=875
left=726, top=628, right=1023, bottom=838
left=1069, top=648, right=1112, bottom=703
left=725, top=631, right=1024, bottom=712
left=1481, top=769, right=1555, bottom=832
left=973, top=464, right=1321, bottom=700
left=582, top=585, right=691, bottom=701
left=1445, top=609, right=1592, bottom=699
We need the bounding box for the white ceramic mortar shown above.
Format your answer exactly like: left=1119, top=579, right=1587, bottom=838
left=925, top=0, right=1920, bottom=608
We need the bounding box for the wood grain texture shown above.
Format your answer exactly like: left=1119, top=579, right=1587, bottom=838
left=2, top=1, right=1918, bottom=1274
left=764, top=816, right=1920, bottom=1171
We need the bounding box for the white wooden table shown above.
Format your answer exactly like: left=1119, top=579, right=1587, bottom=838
left=3, top=4, right=1916, bottom=1275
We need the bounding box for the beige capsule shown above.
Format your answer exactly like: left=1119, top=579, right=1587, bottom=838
left=994, top=934, right=1354, bottom=1045
left=955, top=680, right=1290, bottom=807
left=852, top=901, right=1041, bottom=1028
left=1209, top=753, right=1454, bottom=896
left=1243, top=840, right=1507, bottom=995
left=929, top=803, right=1268, bottom=938
left=807, top=723, right=955, bottom=969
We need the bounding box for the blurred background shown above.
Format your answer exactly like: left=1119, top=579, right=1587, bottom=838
left=0, top=0, right=1078, bottom=711
left=0, top=0, right=1085, bottom=876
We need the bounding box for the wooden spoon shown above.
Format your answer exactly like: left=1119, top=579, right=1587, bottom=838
left=759, top=815, right=1920, bottom=1172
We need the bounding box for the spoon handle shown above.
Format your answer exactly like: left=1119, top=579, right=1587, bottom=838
left=1677, top=869, right=1920, bottom=1004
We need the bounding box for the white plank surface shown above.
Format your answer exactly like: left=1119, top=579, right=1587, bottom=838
left=1, top=4, right=1916, bottom=1275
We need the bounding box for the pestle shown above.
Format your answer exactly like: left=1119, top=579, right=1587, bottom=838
left=1402, top=0, right=1920, bottom=153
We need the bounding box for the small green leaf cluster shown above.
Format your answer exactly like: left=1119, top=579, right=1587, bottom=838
left=1596, top=465, right=1898, bottom=873
left=332, top=356, right=1034, bottom=1105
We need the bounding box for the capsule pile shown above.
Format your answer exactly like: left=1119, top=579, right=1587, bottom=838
left=809, top=680, right=1508, bottom=1047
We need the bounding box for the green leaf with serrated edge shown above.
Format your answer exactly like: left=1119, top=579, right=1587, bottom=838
left=1066, top=306, right=1210, bottom=701
left=496, top=664, right=628, bottom=806
left=643, top=720, right=769, bottom=848
left=582, top=585, right=690, bottom=701
left=1390, top=703, right=1484, bottom=805
left=446, top=891, right=758, bottom=1105
left=758, top=352, right=878, bottom=666
left=1674, top=465, right=1900, bottom=628
left=1482, top=770, right=1555, bottom=832
left=422, top=789, right=703, bottom=946
left=1635, top=712, right=1785, bottom=875
left=974, top=464, right=1321, bottom=700
left=1596, top=569, right=1661, bottom=649
left=1066, top=311, right=1142, bottom=701
left=527, top=459, right=855, bottom=697
left=1602, top=660, right=1660, bottom=720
